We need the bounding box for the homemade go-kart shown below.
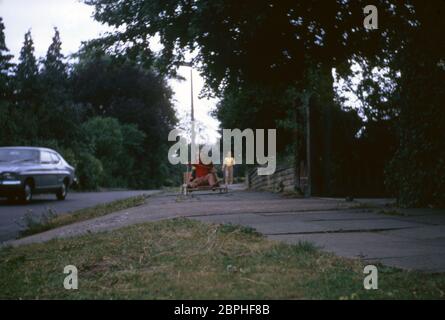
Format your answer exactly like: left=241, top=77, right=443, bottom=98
left=180, top=163, right=228, bottom=196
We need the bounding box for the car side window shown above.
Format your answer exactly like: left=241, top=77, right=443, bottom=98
left=40, top=151, right=52, bottom=164
left=50, top=153, right=60, bottom=164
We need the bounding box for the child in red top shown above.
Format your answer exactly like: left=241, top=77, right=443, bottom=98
left=188, top=160, right=219, bottom=188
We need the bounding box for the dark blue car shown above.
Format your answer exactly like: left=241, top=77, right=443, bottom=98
left=0, top=147, right=76, bottom=203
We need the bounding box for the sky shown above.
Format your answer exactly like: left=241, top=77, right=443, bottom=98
left=0, top=0, right=220, bottom=143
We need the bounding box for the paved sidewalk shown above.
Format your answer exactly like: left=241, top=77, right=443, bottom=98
left=0, top=190, right=160, bottom=242
left=4, top=185, right=445, bottom=272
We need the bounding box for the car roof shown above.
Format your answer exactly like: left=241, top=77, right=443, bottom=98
left=0, top=146, right=58, bottom=153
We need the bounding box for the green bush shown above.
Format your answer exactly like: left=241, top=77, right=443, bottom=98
left=76, top=152, right=103, bottom=190
left=58, top=147, right=78, bottom=168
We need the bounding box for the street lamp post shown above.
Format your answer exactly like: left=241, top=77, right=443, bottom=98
left=180, top=61, right=195, bottom=122
left=180, top=62, right=197, bottom=163
left=190, top=66, right=195, bottom=123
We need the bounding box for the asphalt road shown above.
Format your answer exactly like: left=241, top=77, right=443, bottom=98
left=0, top=190, right=159, bottom=242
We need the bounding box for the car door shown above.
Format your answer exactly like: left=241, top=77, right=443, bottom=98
left=50, top=152, right=65, bottom=187
left=40, top=151, right=58, bottom=189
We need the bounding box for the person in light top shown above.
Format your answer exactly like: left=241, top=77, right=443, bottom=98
left=222, top=151, right=235, bottom=185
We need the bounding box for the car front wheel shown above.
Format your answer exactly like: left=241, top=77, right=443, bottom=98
left=19, top=182, right=33, bottom=204
left=56, top=182, right=68, bottom=201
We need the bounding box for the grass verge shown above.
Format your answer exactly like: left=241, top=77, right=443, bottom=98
left=1, top=218, right=445, bottom=299
left=18, top=194, right=150, bottom=238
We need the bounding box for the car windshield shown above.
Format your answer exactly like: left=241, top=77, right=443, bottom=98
left=0, top=149, right=39, bottom=163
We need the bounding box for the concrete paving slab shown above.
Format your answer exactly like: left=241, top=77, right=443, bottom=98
left=190, top=213, right=266, bottom=225
left=308, top=218, right=420, bottom=232
left=268, top=232, right=445, bottom=263
left=366, top=253, right=445, bottom=273
left=379, top=225, right=445, bottom=240
left=241, top=218, right=418, bottom=235
left=403, top=215, right=445, bottom=226
left=259, top=210, right=377, bottom=219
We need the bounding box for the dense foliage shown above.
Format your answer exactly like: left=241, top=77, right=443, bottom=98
left=0, top=19, right=178, bottom=190
left=83, top=0, right=444, bottom=207
left=384, top=2, right=445, bottom=207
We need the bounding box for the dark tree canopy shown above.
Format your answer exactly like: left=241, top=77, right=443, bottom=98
left=84, top=0, right=412, bottom=94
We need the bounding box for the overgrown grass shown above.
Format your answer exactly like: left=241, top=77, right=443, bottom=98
left=18, top=195, right=150, bottom=238
left=1, top=218, right=445, bottom=299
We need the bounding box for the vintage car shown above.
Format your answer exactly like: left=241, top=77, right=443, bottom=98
left=0, top=147, right=76, bottom=203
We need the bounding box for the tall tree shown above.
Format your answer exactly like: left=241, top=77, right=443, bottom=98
left=0, top=17, right=16, bottom=146
left=39, top=27, right=80, bottom=144
left=71, top=53, right=177, bottom=187
left=14, top=30, right=41, bottom=142
left=41, top=27, right=67, bottom=93
left=0, top=17, right=13, bottom=99
left=15, top=30, right=40, bottom=101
